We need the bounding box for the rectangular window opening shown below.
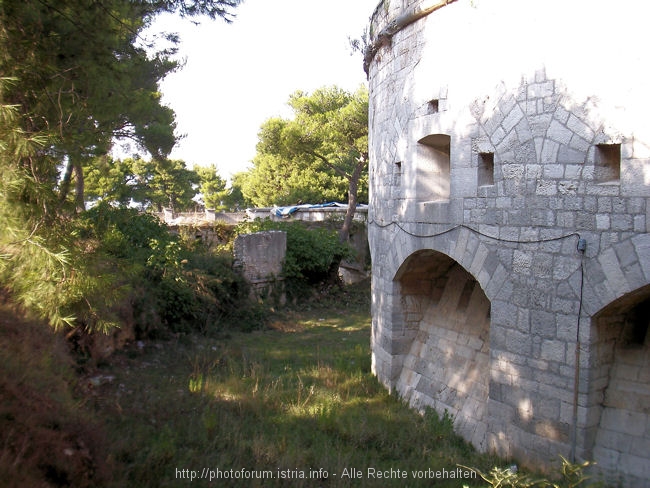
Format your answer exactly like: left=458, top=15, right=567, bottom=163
left=595, top=143, right=620, bottom=183
left=417, top=134, right=450, bottom=201
left=428, top=99, right=439, bottom=114
left=478, top=152, right=495, bottom=187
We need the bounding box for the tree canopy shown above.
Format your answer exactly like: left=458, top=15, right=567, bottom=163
left=240, top=85, right=368, bottom=241
left=84, top=156, right=243, bottom=212
left=0, top=0, right=241, bottom=211
left=0, top=0, right=242, bottom=327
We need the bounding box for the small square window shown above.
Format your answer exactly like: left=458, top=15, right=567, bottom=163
left=595, top=144, right=620, bottom=183
left=478, top=152, right=494, bottom=187
left=428, top=99, right=439, bottom=114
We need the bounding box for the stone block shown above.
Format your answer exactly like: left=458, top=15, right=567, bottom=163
left=598, top=247, right=629, bottom=295
left=600, top=408, right=647, bottom=436
left=505, top=329, right=533, bottom=356
left=530, top=310, right=556, bottom=338
left=567, top=113, right=595, bottom=141
left=502, top=104, right=525, bottom=134
left=512, top=250, right=532, bottom=274
left=548, top=119, right=572, bottom=145
left=595, top=213, right=611, bottom=230
left=631, top=233, right=650, bottom=280
left=540, top=339, right=566, bottom=363
left=528, top=81, right=555, bottom=99
left=619, top=452, right=650, bottom=480
left=536, top=180, right=557, bottom=196
left=634, top=214, right=646, bottom=232
left=611, top=214, right=633, bottom=231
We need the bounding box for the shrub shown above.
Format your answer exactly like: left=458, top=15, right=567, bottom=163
left=236, top=219, right=352, bottom=286
left=78, top=205, right=265, bottom=337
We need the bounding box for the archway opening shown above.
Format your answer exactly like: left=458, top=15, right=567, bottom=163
left=590, top=284, right=650, bottom=485
left=393, top=249, right=490, bottom=449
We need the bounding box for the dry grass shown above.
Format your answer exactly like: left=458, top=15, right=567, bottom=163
left=0, top=302, right=108, bottom=487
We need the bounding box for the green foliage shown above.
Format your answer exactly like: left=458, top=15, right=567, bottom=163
left=84, top=156, right=142, bottom=207
left=0, top=0, right=243, bottom=330
left=78, top=204, right=263, bottom=335
left=196, top=164, right=229, bottom=210
left=85, top=156, right=244, bottom=213
left=0, top=80, right=120, bottom=331
left=132, top=158, right=200, bottom=212
left=239, top=85, right=368, bottom=208
left=225, top=172, right=251, bottom=209
left=461, top=456, right=599, bottom=488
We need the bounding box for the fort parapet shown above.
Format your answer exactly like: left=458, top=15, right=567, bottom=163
left=366, top=1, right=650, bottom=485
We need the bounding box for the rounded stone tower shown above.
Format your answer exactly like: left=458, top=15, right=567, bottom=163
left=365, top=0, right=650, bottom=485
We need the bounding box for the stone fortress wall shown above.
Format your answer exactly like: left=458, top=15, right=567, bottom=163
left=365, top=0, right=650, bottom=484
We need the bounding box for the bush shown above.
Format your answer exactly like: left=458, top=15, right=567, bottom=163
left=236, top=219, right=352, bottom=286
left=78, top=205, right=265, bottom=337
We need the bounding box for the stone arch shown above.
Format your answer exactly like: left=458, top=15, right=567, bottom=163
left=391, top=248, right=491, bottom=449
left=586, top=284, right=650, bottom=486
left=581, top=233, right=650, bottom=318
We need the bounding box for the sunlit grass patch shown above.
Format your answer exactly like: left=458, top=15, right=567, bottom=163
left=92, top=284, right=501, bottom=487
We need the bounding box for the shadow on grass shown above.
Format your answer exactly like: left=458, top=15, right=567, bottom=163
left=92, top=301, right=501, bottom=487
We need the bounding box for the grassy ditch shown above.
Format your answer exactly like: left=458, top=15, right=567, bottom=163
left=91, top=283, right=501, bottom=487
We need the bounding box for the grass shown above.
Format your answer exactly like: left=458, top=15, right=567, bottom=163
left=1, top=281, right=598, bottom=487
left=82, top=282, right=498, bottom=487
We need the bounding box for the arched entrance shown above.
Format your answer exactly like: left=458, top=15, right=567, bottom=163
left=393, top=249, right=491, bottom=449
left=589, top=285, right=650, bottom=485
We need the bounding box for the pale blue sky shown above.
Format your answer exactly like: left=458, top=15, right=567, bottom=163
left=138, top=0, right=378, bottom=180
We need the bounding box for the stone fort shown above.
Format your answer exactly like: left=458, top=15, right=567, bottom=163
left=365, top=0, right=650, bottom=485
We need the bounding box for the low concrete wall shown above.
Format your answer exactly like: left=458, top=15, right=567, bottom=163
left=246, top=206, right=368, bottom=223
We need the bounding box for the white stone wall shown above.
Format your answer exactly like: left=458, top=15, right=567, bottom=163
left=366, top=0, right=650, bottom=484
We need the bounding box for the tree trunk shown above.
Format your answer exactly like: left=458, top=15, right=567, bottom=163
left=73, top=158, right=85, bottom=212
left=57, top=154, right=85, bottom=212
left=58, top=157, right=74, bottom=204
left=338, top=158, right=365, bottom=243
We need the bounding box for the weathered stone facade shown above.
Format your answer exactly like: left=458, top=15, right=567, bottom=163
left=366, top=0, right=650, bottom=485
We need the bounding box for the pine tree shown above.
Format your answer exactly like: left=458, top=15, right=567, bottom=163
left=0, top=0, right=242, bottom=328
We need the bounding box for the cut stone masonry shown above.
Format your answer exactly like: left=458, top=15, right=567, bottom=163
left=366, top=0, right=650, bottom=485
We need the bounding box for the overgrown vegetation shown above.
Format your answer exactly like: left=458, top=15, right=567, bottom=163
left=0, top=302, right=109, bottom=487
left=462, top=457, right=598, bottom=488
left=1, top=281, right=604, bottom=487
left=236, top=218, right=353, bottom=300
left=74, top=204, right=263, bottom=337
left=85, top=282, right=498, bottom=487
left=0, top=0, right=243, bottom=331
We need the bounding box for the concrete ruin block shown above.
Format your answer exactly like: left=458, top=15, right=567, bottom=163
left=233, top=231, right=286, bottom=304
